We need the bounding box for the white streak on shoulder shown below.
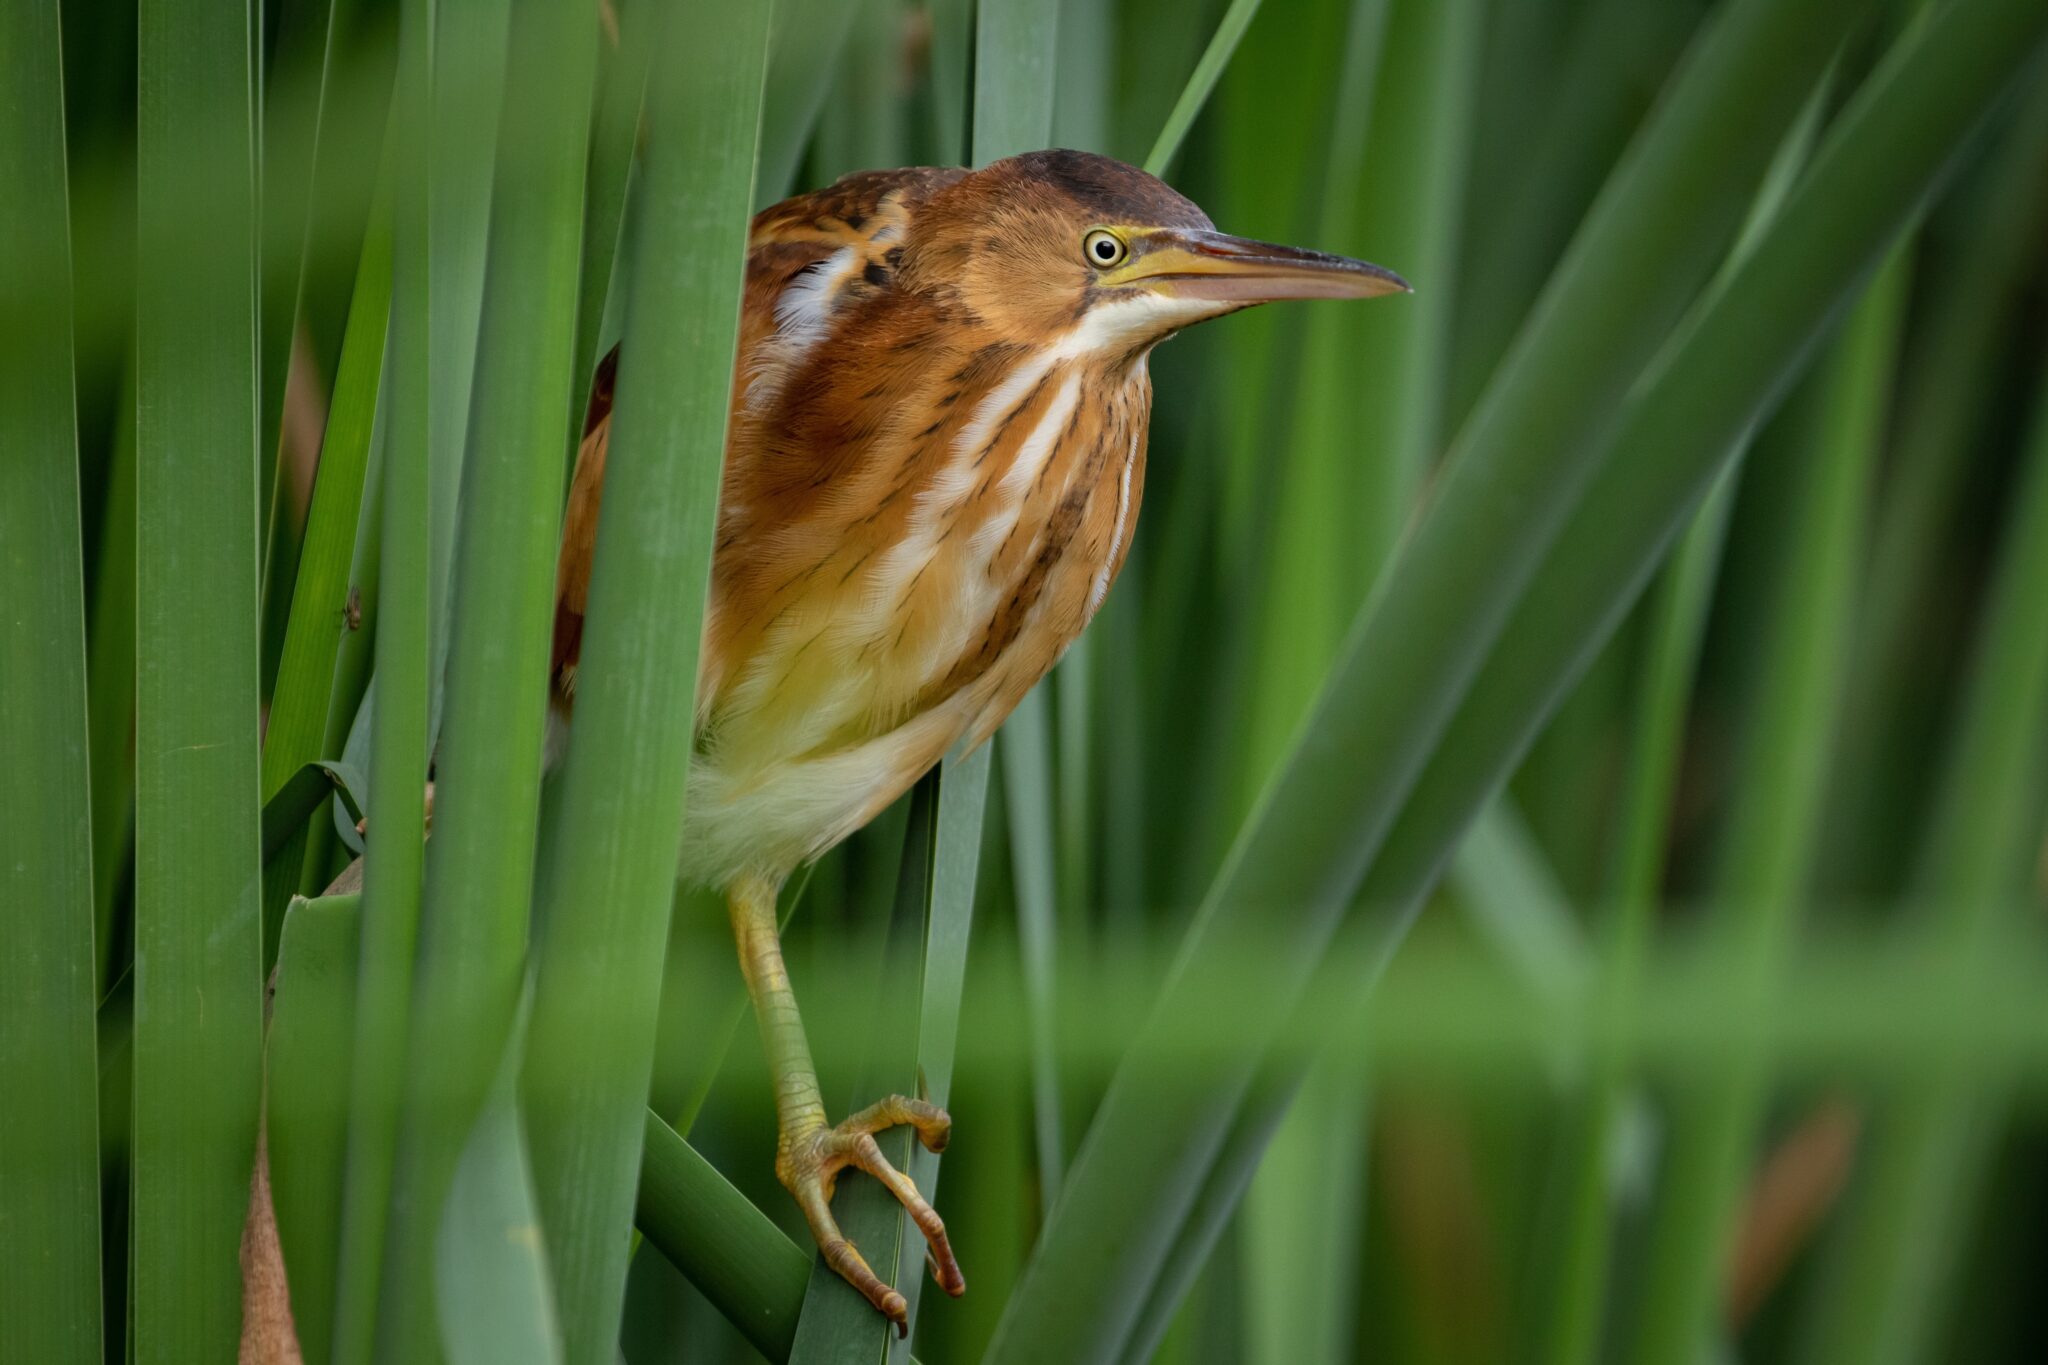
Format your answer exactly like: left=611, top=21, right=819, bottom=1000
left=775, top=246, right=860, bottom=346
left=746, top=246, right=861, bottom=410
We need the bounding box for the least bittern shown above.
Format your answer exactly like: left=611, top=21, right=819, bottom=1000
left=550, top=149, right=1406, bottom=1331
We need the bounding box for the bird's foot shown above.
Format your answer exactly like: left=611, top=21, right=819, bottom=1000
left=777, top=1094, right=963, bottom=1335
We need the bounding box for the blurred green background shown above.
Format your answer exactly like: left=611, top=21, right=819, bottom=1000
left=6, top=0, right=2048, bottom=1362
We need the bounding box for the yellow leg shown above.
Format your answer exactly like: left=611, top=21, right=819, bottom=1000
left=727, top=875, right=965, bottom=1334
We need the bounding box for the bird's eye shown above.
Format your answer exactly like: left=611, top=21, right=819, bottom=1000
left=1083, top=229, right=1127, bottom=268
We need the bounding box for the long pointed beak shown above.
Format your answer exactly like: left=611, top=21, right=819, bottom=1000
left=1115, top=227, right=1410, bottom=302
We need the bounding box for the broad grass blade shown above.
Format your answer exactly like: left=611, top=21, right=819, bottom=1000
left=521, top=4, right=769, bottom=1358
left=0, top=3, right=104, bottom=1354
left=437, top=1009, right=565, bottom=1365
left=895, top=746, right=993, bottom=1356
left=328, top=6, right=429, bottom=1360
left=973, top=0, right=1059, bottom=164
left=426, top=0, right=512, bottom=748
left=131, top=0, right=267, bottom=1354
left=373, top=0, right=599, bottom=1353
left=999, top=694, right=1068, bottom=1204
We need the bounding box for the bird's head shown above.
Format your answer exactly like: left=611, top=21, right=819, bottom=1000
left=897, top=148, right=1409, bottom=356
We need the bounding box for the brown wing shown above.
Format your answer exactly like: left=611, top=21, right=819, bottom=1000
left=550, top=165, right=969, bottom=713
left=550, top=345, right=616, bottom=697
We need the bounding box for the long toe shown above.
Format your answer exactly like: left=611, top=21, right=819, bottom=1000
left=838, top=1093, right=952, bottom=1154
left=786, top=1153, right=912, bottom=1334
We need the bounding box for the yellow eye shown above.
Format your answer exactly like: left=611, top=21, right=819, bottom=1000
left=1083, top=229, right=1127, bottom=269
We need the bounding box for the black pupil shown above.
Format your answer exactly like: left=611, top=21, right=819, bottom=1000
left=1094, top=238, right=1115, bottom=260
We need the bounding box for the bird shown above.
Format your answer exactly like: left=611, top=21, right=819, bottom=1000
left=549, top=147, right=1407, bottom=1332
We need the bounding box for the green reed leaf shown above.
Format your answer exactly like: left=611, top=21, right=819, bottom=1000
left=520, top=4, right=769, bottom=1359
left=131, top=0, right=267, bottom=1355
left=0, top=3, right=104, bottom=1355
left=374, top=0, right=599, bottom=1354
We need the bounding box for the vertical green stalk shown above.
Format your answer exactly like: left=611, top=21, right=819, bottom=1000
left=1004, top=0, right=1124, bottom=1216
left=999, top=694, right=1068, bottom=1204
left=791, top=777, right=942, bottom=1364
left=1243, top=0, right=1476, bottom=821
left=0, top=3, right=102, bottom=1358
left=813, top=0, right=912, bottom=180
left=1109, top=0, right=1211, bottom=167
left=520, top=5, right=768, bottom=1359
left=1527, top=473, right=1734, bottom=1365
left=973, top=0, right=1059, bottom=166
left=132, top=0, right=265, bottom=1356
left=1240, top=1060, right=1369, bottom=1365
left=303, top=426, right=387, bottom=899
left=1238, top=0, right=1389, bottom=811
left=784, top=751, right=992, bottom=1363
left=1203, top=0, right=1354, bottom=599
left=1141, top=0, right=1265, bottom=177
left=1625, top=250, right=1909, bottom=1365
left=1052, top=0, right=1112, bottom=153
left=894, top=746, right=993, bottom=1357
left=327, top=3, right=431, bottom=1361
left=1820, top=73, right=2048, bottom=895
left=958, top=0, right=1056, bottom=1304
left=426, top=0, right=511, bottom=748
left=927, top=0, right=973, bottom=164
left=1794, top=352, right=2048, bottom=1365
left=373, top=0, right=599, bottom=1354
